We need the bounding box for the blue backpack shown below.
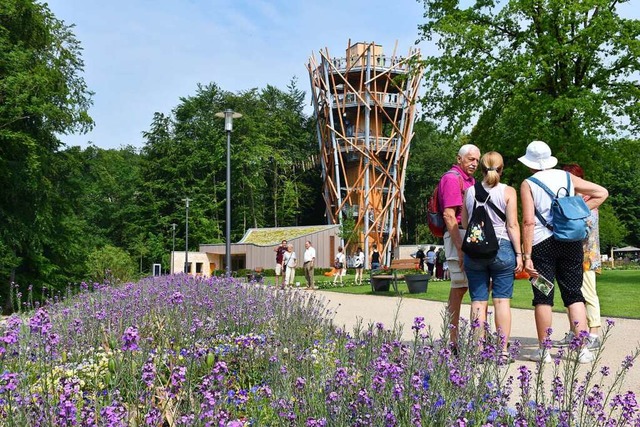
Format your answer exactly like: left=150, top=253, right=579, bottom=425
left=527, top=172, right=590, bottom=242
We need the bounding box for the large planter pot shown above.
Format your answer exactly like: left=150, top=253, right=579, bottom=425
left=371, top=277, right=391, bottom=292
left=404, top=274, right=429, bottom=294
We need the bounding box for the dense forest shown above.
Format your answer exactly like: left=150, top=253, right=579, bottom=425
left=1, top=0, right=638, bottom=310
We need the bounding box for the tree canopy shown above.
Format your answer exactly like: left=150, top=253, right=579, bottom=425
left=0, top=0, right=93, bottom=309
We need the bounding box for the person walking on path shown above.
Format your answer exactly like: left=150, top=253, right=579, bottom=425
left=519, top=141, right=608, bottom=364
left=554, top=163, right=603, bottom=350
left=438, top=144, right=480, bottom=348
left=303, top=241, right=316, bottom=290
left=333, top=246, right=346, bottom=285
left=461, top=151, right=522, bottom=359
left=282, top=244, right=297, bottom=289
left=273, top=240, right=288, bottom=288
left=353, top=247, right=365, bottom=285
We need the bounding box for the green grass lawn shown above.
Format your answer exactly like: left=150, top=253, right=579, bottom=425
left=262, top=270, right=640, bottom=319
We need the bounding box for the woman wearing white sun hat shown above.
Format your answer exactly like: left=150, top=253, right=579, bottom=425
left=519, top=140, right=608, bottom=364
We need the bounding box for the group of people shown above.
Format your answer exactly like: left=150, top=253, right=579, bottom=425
left=437, top=141, right=607, bottom=364
left=273, top=240, right=316, bottom=290
left=333, top=246, right=381, bottom=286
left=413, top=245, right=450, bottom=280
left=273, top=242, right=384, bottom=288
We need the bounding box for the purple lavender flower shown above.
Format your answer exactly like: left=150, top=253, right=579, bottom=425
left=141, top=357, right=156, bottom=387
left=621, top=355, right=635, bottom=370
left=144, top=407, right=161, bottom=425
left=121, top=325, right=140, bottom=351
left=422, top=373, right=430, bottom=391
left=0, top=371, right=19, bottom=393
left=170, top=291, right=184, bottom=304
left=29, top=308, right=53, bottom=336
left=412, top=317, right=425, bottom=332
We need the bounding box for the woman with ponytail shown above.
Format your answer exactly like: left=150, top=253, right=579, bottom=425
left=461, top=151, right=523, bottom=362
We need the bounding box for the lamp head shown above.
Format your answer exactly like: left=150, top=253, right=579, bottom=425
left=215, top=109, right=242, bottom=132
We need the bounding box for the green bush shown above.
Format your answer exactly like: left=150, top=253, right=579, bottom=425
left=85, top=245, right=136, bottom=283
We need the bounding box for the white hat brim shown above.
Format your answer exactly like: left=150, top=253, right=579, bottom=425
left=518, top=155, right=558, bottom=170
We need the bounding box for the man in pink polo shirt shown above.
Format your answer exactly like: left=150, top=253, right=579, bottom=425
left=437, top=144, right=480, bottom=348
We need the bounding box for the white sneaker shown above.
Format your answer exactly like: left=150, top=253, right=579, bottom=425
left=529, top=348, right=552, bottom=363
left=586, top=335, right=601, bottom=350
left=578, top=348, right=595, bottom=364
left=553, top=331, right=575, bottom=348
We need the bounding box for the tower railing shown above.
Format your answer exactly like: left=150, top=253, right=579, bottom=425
left=330, top=56, right=409, bottom=72
left=332, top=91, right=404, bottom=109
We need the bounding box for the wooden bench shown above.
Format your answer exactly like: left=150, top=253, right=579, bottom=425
left=370, top=259, right=420, bottom=293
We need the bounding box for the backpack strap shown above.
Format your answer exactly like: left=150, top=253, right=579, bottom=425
left=526, top=176, right=554, bottom=231
left=473, top=182, right=506, bottom=222
left=557, top=171, right=572, bottom=197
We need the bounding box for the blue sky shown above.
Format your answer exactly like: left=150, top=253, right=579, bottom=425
left=46, top=0, right=430, bottom=149
left=46, top=1, right=639, bottom=150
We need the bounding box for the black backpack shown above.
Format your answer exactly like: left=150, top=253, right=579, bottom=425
left=462, top=182, right=506, bottom=259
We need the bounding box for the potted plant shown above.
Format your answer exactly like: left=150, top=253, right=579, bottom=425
left=370, top=267, right=392, bottom=292
left=400, top=268, right=430, bottom=294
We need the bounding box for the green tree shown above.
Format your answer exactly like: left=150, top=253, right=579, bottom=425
left=140, top=80, right=317, bottom=267
left=417, top=0, right=640, bottom=173
left=403, top=120, right=465, bottom=244
left=86, top=245, right=136, bottom=284
left=598, top=203, right=628, bottom=251
left=0, top=0, right=93, bottom=307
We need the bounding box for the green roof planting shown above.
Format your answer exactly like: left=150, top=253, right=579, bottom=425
left=239, top=226, right=336, bottom=246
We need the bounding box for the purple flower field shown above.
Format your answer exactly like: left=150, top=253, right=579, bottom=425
left=0, top=275, right=638, bottom=426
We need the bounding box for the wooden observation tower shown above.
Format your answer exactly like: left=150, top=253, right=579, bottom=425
left=307, top=41, right=422, bottom=265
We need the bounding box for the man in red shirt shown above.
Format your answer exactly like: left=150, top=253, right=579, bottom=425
left=273, top=240, right=288, bottom=287
left=437, top=144, right=480, bottom=349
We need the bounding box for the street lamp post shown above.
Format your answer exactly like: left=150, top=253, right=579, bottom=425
left=215, top=109, right=242, bottom=276
left=183, top=198, right=191, bottom=274
left=171, top=223, right=177, bottom=273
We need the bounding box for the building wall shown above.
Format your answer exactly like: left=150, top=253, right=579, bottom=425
left=171, top=251, right=218, bottom=276
left=193, top=226, right=342, bottom=272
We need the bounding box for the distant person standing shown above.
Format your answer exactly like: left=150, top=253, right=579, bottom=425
left=282, top=244, right=297, bottom=289
left=438, top=144, right=480, bottom=348
left=426, top=246, right=436, bottom=275
left=333, top=246, right=346, bottom=285
left=303, top=241, right=316, bottom=290
left=273, top=240, right=288, bottom=287
left=414, top=246, right=426, bottom=271
left=370, top=246, right=381, bottom=270
left=353, top=247, right=365, bottom=285
left=435, top=248, right=444, bottom=280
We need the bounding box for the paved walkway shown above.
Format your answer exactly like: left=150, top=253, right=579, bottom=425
left=315, top=290, right=640, bottom=395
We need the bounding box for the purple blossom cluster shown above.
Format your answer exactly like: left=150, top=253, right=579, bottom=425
left=0, top=274, right=637, bottom=425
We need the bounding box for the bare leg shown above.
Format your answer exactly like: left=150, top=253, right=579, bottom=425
left=493, top=298, right=511, bottom=351
left=534, top=304, right=553, bottom=343
left=470, top=300, right=488, bottom=343
left=567, top=301, right=589, bottom=336
left=448, top=287, right=468, bottom=345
